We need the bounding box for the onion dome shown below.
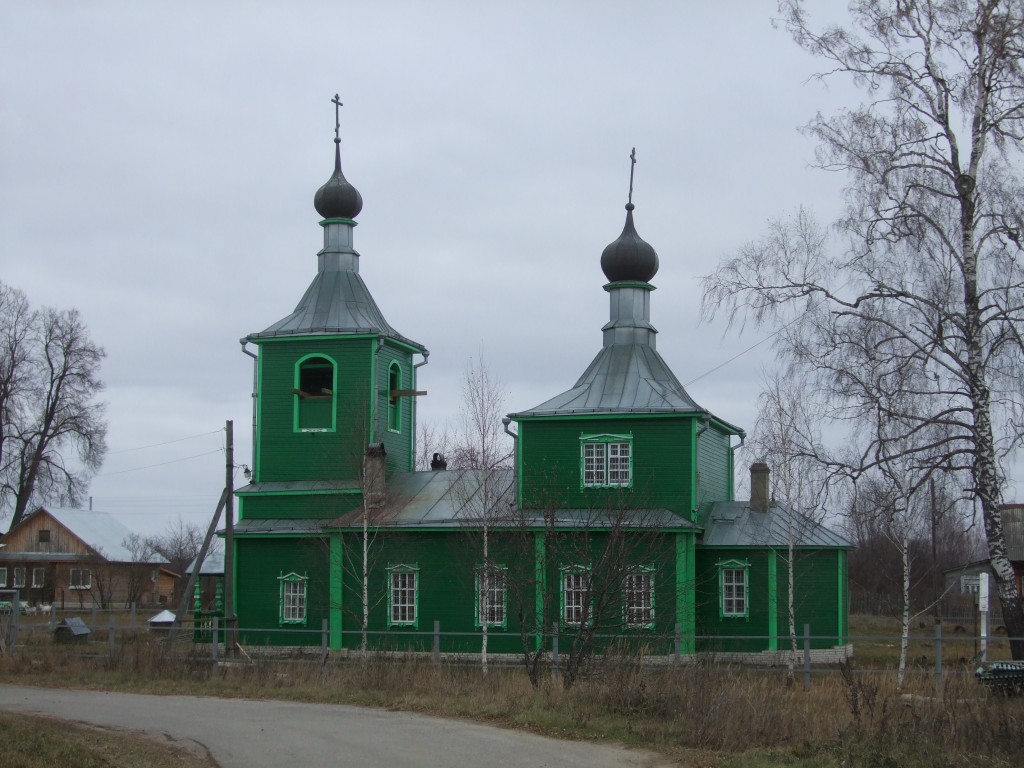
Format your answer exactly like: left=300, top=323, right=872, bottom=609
left=314, top=139, right=363, bottom=219
left=600, top=202, right=659, bottom=283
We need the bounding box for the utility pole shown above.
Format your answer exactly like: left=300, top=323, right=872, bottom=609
left=930, top=477, right=940, bottom=625
left=225, top=420, right=236, bottom=656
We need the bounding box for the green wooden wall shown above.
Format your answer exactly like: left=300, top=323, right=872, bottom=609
left=516, top=415, right=698, bottom=517
left=235, top=536, right=330, bottom=646
left=238, top=492, right=361, bottom=521
left=694, top=547, right=847, bottom=652
left=375, top=343, right=415, bottom=473
left=696, top=426, right=732, bottom=505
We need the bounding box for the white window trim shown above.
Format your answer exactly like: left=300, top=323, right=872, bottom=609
left=719, top=559, right=750, bottom=619
left=560, top=565, right=592, bottom=627
left=13, top=567, right=25, bottom=588
left=580, top=434, right=633, bottom=488
left=278, top=572, right=309, bottom=625
left=387, top=564, right=419, bottom=628
left=624, top=567, right=655, bottom=629
left=31, top=567, right=45, bottom=588
left=0, top=568, right=6, bottom=587
left=475, top=564, right=507, bottom=628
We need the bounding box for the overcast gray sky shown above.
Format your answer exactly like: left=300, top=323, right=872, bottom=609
left=6, top=1, right=988, bottom=537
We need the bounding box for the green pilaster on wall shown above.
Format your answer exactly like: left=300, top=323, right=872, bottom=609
left=767, top=550, right=778, bottom=651
left=675, top=532, right=695, bottom=654
left=330, top=534, right=343, bottom=649
left=534, top=531, right=545, bottom=652
left=837, top=549, right=845, bottom=645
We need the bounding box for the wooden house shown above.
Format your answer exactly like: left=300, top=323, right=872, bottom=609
left=228, top=127, right=852, bottom=660
left=0, top=507, right=177, bottom=609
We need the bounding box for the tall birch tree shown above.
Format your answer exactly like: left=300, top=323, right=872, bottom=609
left=703, top=0, right=1024, bottom=656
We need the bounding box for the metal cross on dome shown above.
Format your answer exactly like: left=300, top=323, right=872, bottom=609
left=332, top=94, right=343, bottom=142
left=628, top=147, right=636, bottom=206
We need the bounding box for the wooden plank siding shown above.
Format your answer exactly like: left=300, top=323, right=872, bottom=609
left=0, top=510, right=92, bottom=556
left=376, top=344, right=415, bottom=473
left=517, top=416, right=698, bottom=518
left=238, top=493, right=361, bottom=521
left=255, top=340, right=374, bottom=484
left=696, top=426, right=732, bottom=506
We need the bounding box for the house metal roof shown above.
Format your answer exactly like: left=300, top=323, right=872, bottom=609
left=235, top=479, right=360, bottom=495
left=4, top=507, right=156, bottom=562
left=697, top=501, right=853, bottom=549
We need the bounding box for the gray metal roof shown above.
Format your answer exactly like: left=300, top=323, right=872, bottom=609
left=248, top=268, right=424, bottom=349
left=185, top=548, right=224, bottom=576
left=510, top=343, right=705, bottom=418
left=236, top=479, right=360, bottom=494
left=233, top=519, right=328, bottom=535
left=8, top=507, right=155, bottom=562
left=697, top=501, right=853, bottom=549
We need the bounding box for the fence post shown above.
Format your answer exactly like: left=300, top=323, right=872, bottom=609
left=432, top=620, right=440, bottom=665
left=91, top=604, right=97, bottom=632
left=107, top=616, right=115, bottom=662
left=47, top=604, right=55, bottom=632
left=674, top=623, right=681, bottom=668
left=321, top=618, right=329, bottom=664
left=130, top=602, right=137, bottom=631
left=803, top=623, right=811, bottom=691
left=934, top=621, right=943, bottom=691
left=551, top=622, right=559, bottom=683
left=211, top=616, right=219, bottom=664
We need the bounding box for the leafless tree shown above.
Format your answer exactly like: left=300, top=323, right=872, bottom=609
left=703, top=1, right=1024, bottom=655
left=748, top=371, right=832, bottom=682
left=121, top=533, right=160, bottom=608
left=449, top=353, right=512, bottom=674
left=0, top=284, right=107, bottom=530
left=151, top=517, right=207, bottom=605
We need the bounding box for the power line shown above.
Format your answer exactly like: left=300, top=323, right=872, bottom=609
left=108, top=429, right=223, bottom=455
left=96, top=448, right=223, bottom=477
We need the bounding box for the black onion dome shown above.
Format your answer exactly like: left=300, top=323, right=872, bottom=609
left=600, top=203, right=659, bottom=282
left=314, top=140, right=363, bottom=219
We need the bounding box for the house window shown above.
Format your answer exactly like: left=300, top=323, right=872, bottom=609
left=38, top=529, right=50, bottom=543
left=720, top=560, right=749, bottom=618
left=278, top=572, right=308, bottom=625
left=387, top=361, right=402, bottom=432
left=70, top=568, right=91, bottom=590
left=294, top=355, right=336, bottom=432
left=960, top=574, right=980, bottom=594
left=0, top=568, right=6, bottom=587
left=476, top=565, right=506, bottom=627
left=388, top=565, right=418, bottom=626
left=32, top=567, right=45, bottom=588
left=625, top=568, right=655, bottom=628
left=561, top=566, right=591, bottom=626
left=13, top=568, right=25, bottom=588
left=580, top=434, right=632, bottom=488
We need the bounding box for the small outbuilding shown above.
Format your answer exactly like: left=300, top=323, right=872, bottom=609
left=54, top=617, right=90, bottom=642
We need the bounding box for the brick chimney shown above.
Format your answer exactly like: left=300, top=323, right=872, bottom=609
left=364, top=443, right=387, bottom=509
left=750, top=462, right=770, bottom=512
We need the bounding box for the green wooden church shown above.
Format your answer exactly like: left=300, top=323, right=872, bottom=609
left=229, top=119, right=852, bottom=659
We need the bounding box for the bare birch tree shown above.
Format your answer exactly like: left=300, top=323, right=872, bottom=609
left=703, top=1, right=1024, bottom=655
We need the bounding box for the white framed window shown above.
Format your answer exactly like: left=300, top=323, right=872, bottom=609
left=388, top=565, right=418, bottom=627
left=70, top=568, right=91, bottom=590
left=719, top=560, right=749, bottom=618
left=581, top=434, right=632, bottom=488
left=278, top=572, right=308, bottom=625
left=32, top=567, right=45, bottom=588
left=476, top=565, right=506, bottom=627
left=625, top=568, right=655, bottom=628
left=561, top=566, right=591, bottom=626
left=13, top=567, right=25, bottom=588
left=0, top=568, right=7, bottom=587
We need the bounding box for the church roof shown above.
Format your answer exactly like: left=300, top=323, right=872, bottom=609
left=247, top=269, right=424, bottom=349
left=697, top=500, right=852, bottom=549
left=510, top=342, right=705, bottom=418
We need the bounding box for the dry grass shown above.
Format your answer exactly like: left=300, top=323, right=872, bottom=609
left=0, top=710, right=214, bottom=768
left=1, top=627, right=1022, bottom=768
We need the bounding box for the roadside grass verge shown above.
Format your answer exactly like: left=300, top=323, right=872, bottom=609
left=1, top=632, right=1022, bottom=768
left=0, top=711, right=212, bottom=768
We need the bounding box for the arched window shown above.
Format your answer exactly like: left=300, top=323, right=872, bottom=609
left=293, top=355, right=336, bottom=432
left=387, top=361, right=402, bottom=432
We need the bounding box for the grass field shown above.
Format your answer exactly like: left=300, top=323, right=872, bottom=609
left=0, top=614, right=1020, bottom=768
